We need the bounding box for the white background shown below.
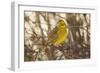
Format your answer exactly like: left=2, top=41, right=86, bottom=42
left=0, top=0, right=100, bottom=73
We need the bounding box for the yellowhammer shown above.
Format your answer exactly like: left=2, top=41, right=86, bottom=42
left=48, top=20, right=68, bottom=46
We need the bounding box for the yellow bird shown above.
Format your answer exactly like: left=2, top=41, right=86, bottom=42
left=48, top=20, right=68, bottom=46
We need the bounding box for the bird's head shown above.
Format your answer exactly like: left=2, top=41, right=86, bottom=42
left=57, top=20, right=67, bottom=29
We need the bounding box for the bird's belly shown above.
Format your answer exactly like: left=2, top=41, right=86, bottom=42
left=54, top=29, right=67, bottom=45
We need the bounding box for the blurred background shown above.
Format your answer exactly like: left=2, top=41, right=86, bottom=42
left=24, top=11, right=90, bottom=61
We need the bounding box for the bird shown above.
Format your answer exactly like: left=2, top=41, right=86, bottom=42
left=48, top=20, right=68, bottom=46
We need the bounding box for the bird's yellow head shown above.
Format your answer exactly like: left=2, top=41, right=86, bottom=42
left=57, top=20, right=66, bottom=29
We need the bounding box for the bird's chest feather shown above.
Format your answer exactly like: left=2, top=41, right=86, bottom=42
left=57, top=29, right=67, bottom=42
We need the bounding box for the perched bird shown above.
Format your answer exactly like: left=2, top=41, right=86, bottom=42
left=48, top=20, right=68, bottom=46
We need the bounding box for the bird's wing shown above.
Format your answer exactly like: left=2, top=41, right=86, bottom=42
left=48, top=27, right=58, bottom=42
